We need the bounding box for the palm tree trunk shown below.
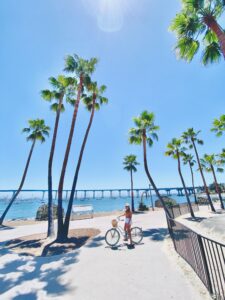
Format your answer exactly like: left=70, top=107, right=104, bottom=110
left=142, top=132, right=172, bottom=218
left=177, top=151, right=195, bottom=218
left=47, top=94, right=64, bottom=238
left=0, top=140, right=36, bottom=225
left=62, top=95, right=96, bottom=239
left=192, top=139, right=216, bottom=212
left=130, top=168, right=135, bottom=212
left=211, top=164, right=224, bottom=210
left=189, top=162, right=198, bottom=204
left=57, top=76, right=83, bottom=240
left=203, top=17, right=225, bottom=59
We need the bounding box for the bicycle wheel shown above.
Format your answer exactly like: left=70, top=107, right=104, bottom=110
left=131, top=227, right=143, bottom=244
left=105, top=228, right=120, bottom=247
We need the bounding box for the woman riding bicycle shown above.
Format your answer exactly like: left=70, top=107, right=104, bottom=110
left=119, top=203, right=133, bottom=245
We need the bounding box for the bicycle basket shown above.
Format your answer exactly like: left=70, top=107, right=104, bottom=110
left=111, top=219, right=118, bottom=227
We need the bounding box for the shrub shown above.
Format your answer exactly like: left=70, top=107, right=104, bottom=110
left=138, top=201, right=149, bottom=211
left=155, top=197, right=177, bottom=208
left=36, top=204, right=64, bottom=221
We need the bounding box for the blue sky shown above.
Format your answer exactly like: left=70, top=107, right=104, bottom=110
left=0, top=0, right=225, bottom=190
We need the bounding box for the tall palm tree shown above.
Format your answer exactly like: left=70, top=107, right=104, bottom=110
left=0, top=119, right=50, bottom=225
left=182, top=128, right=216, bottom=212
left=211, top=115, right=225, bottom=137
left=170, top=0, right=225, bottom=65
left=183, top=153, right=198, bottom=204
left=57, top=55, right=98, bottom=239
left=60, top=82, right=108, bottom=240
left=129, top=111, right=172, bottom=218
left=42, top=75, right=76, bottom=238
left=123, top=155, right=139, bottom=212
left=165, top=138, right=195, bottom=217
left=200, top=154, right=225, bottom=209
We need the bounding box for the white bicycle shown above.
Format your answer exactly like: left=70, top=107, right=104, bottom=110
left=105, top=217, right=143, bottom=247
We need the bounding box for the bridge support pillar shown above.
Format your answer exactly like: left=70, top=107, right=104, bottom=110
left=93, top=191, right=95, bottom=198
left=101, top=190, right=104, bottom=198
left=42, top=191, right=45, bottom=200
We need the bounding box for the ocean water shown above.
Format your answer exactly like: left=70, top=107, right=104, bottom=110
left=0, top=194, right=195, bottom=221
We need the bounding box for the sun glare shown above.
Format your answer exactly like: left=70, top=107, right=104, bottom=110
left=82, top=0, right=135, bottom=32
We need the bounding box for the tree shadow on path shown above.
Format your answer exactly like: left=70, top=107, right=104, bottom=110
left=0, top=241, right=79, bottom=299
left=143, top=228, right=169, bottom=242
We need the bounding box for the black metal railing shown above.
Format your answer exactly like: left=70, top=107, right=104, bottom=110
left=167, top=216, right=225, bottom=300
left=167, top=202, right=199, bottom=219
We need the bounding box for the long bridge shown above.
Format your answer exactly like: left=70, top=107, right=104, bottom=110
left=0, top=186, right=204, bottom=200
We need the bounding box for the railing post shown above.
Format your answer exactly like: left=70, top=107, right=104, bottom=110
left=178, top=204, right=182, bottom=216
left=197, top=235, right=213, bottom=296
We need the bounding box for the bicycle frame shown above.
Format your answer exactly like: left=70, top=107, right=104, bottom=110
left=115, top=219, right=130, bottom=237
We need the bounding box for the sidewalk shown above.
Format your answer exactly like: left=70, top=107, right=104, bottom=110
left=0, top=211, right=210, bottom=300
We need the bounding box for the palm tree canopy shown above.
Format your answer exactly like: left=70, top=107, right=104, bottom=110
left=200, top=153, right=225, bottom=173
left=129, top=111, right=160, bottom=147
left=182, top=128, right=204, bottom=149
left=123, top=155, right=139, bottom=172
left=22, top=119, right=50, bottom=143
left=165, top=138, right=187, bottom=159
left=82, top=81, right=108, bottom=111
left=219, top=148, right=225, bottom=159
left=211, top=114, right=225, bottom=136
left=41, top=75, right=77, bottom=112
left=64, top=54, right=98, bottom=82
left=182, top=153, right=196, bottom=167
left=170, top=0, right=225, bottom=64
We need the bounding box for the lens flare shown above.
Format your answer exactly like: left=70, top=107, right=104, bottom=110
left=82, top=0, right=138, bottom=32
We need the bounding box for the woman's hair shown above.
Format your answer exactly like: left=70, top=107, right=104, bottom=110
left=125, top=206, right=131, bottom=212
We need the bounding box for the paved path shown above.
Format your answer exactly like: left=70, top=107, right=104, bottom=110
left=0, top=211, right=209, bottom=300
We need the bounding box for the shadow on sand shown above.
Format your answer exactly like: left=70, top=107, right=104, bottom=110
left=0, top=225, right=14, bottom=231
left=184, top=217, right=207, bottom=223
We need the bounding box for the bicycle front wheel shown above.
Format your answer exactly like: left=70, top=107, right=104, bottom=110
left=105, top=228, right=120, bottom=247
left=131, top=227, right=143, bottom=244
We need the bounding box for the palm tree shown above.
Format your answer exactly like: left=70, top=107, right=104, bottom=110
left=165, top=138, right=195, bottom=218
left=123, top=155, right=139, bottom=212
left=183, top=153, right=198, bottom=204
left=57, top=54, right=98, bottom=239
left=200, top=154, right=225, bottom=209
left=211, top=115, right=225, bottom=137
left=42, top=75, right=76, bottom=238
left=170, top=0, right=225, bottom=65
left=129, top=111, right=172, bottom=218
left=0, top=119, right=50, bottom=225
left=59, top=82, right=108, bottom=240
left=182, top=128, right=216, bottom=212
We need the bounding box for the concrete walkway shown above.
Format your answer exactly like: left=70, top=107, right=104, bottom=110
left=0, top=211, right=210, bottom=300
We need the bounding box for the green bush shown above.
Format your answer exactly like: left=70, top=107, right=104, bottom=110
left=164, top=198, right=177, bottom=207
left=36, top=204, right=64, bottom=221
left=155, top=197, right=177, bottom=208
left=138, top=201, right=149, bottom=211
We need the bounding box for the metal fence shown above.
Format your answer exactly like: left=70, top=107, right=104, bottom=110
left=167, top=216, right=225, bottom=299
left=167, top=202, right=199, bottom=219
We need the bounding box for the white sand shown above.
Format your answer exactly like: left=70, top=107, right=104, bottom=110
left=0, top=210, right=211, bottom=300
left=177, top=204, right=225, bottom=244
